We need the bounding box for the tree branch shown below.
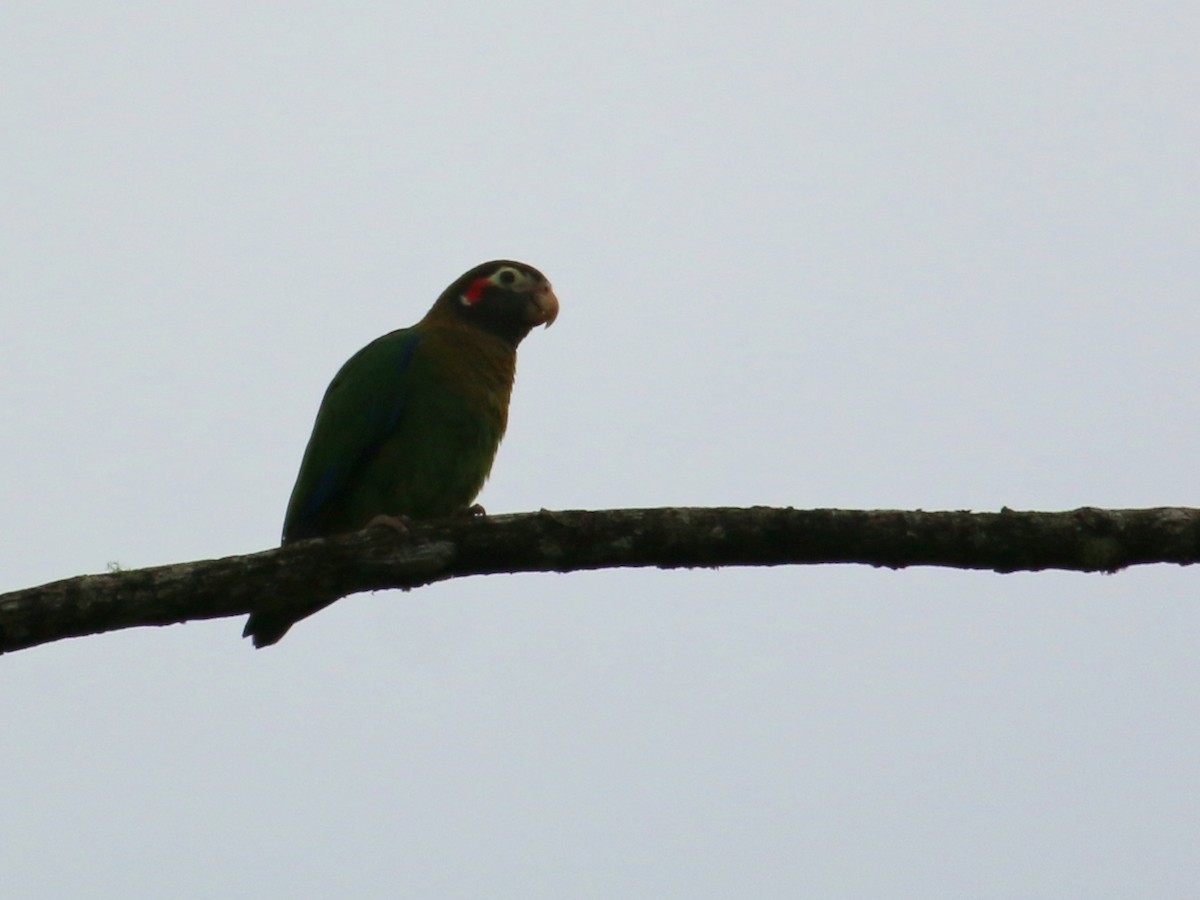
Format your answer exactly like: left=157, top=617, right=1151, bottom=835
left=3, top=505, right=1198, bottom=654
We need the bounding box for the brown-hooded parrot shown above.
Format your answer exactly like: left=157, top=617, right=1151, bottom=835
left=244, top=260, right=559, bottom=647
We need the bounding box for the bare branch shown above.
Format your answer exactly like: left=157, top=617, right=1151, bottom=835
left=3, top=506, right=1198, bottom=654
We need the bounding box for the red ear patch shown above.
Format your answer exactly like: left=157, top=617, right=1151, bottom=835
left=462, top=277, right=490, bottom=305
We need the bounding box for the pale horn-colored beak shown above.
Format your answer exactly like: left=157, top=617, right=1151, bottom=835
left=527, top=282, right=559, bottom=327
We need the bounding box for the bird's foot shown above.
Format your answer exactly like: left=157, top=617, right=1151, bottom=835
left=364, top=514, right=410, bottom=537
left=456, top=504, right=487, bottom=518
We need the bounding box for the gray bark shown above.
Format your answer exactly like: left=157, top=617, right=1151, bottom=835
left=2, top=505, right=1197, bottom=654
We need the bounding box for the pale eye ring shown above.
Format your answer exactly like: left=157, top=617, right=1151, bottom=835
left=496, top=268, right=517, bottom=286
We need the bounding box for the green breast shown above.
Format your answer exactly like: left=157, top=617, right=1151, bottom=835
left=362, top=339, right=512, bottom=519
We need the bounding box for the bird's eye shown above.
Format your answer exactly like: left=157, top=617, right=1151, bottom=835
left=495, top=268, right=517, bottom=286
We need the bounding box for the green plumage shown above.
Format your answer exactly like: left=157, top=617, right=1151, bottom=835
left=282, top=323, right=513, bottom=539
left=244, top=260, right=558, bottom=647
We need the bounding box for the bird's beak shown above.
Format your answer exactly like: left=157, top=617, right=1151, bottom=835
left=527, top=283, right=559, bottom=328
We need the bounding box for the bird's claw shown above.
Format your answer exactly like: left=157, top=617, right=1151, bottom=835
left=364, top=514, right=410, bottom=537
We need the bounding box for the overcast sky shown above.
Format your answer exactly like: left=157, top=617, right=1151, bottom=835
left=3, top=2, right=1199, bottom=897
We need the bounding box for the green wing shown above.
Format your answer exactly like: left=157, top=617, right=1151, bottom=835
left=281, top=328, right=423, bottom=542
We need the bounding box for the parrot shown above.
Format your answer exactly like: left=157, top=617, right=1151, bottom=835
left=243, top=260, right=559, bottom=647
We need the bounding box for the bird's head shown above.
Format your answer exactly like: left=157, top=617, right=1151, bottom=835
left=432, top=260, right=559, bottom=347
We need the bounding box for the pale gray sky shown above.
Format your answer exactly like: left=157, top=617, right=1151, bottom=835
left=3, top=2, right=1199, bottom=897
